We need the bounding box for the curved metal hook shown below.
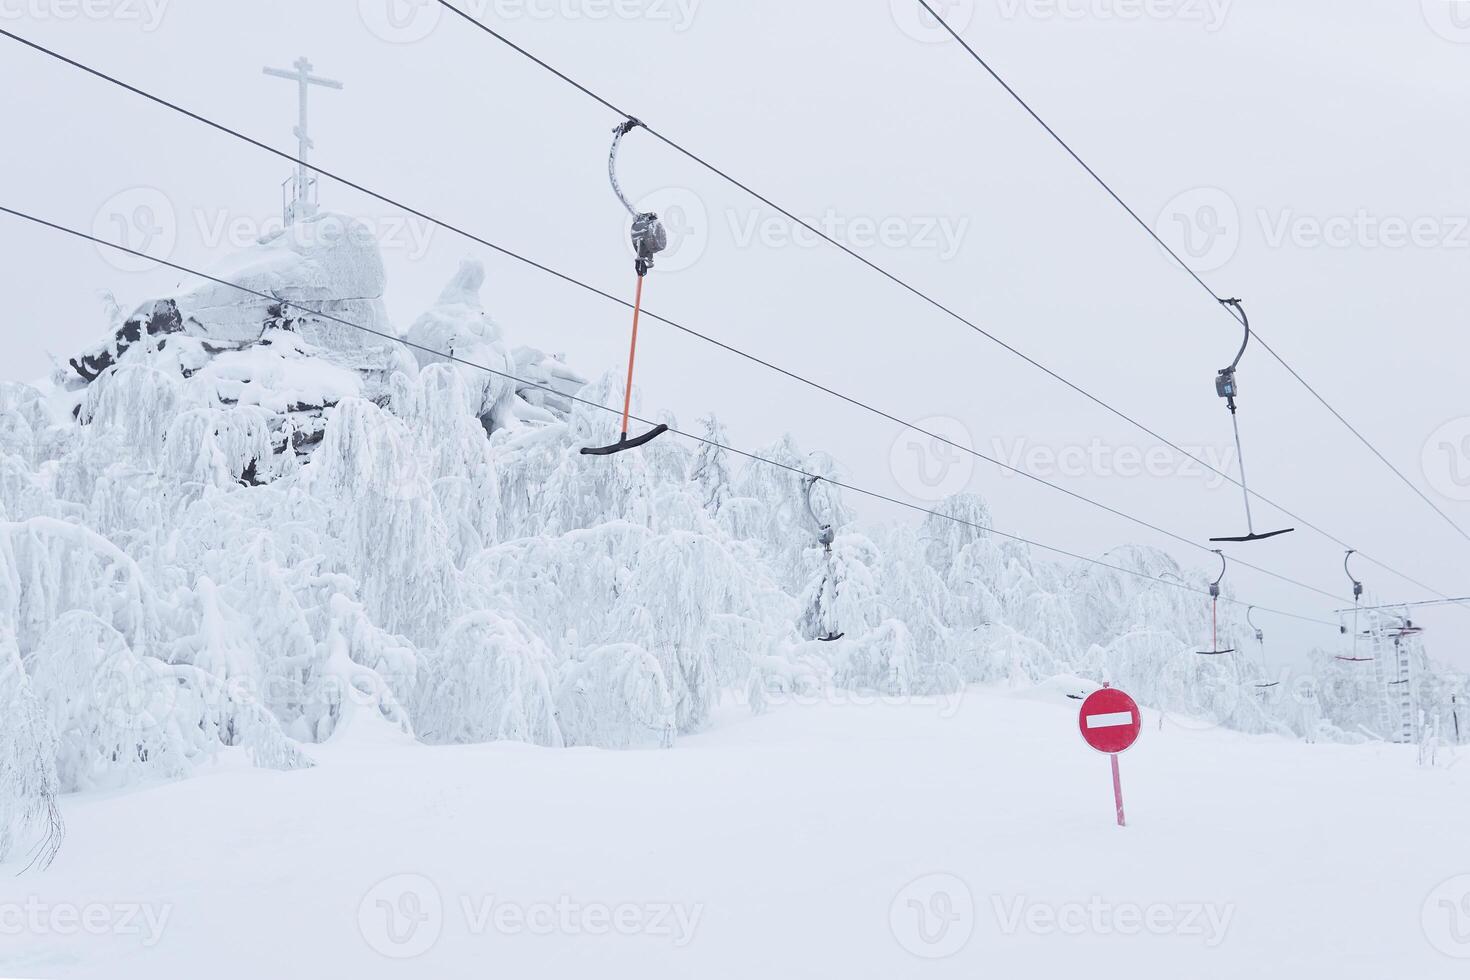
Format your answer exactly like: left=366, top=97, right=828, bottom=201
left=608, top=118, right=645, bottom=219
left=804, top=475, right=835, bottom=549
left=1209, top=549, right=1227, bottom=599
left=1344, top=549, right=1364, bottom=601
left=1214, top=298, right=1251, bottom=415
left=1219, top=298, right=1251, bottom=375
left=1340, top=549, right=1366, bottom=654
left=802, top=475, right=823, bottom=528
left=1247, top=605, right=1264, bottom=644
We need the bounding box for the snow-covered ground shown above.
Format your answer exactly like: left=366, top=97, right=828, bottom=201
left=6, top=686, right=1466, bottom=979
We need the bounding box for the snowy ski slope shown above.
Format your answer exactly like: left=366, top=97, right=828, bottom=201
left=5, top=685, right=1467, bottom=979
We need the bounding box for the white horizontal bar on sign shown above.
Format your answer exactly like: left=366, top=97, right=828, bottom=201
left=1085, top=711, right=1135, bottom=729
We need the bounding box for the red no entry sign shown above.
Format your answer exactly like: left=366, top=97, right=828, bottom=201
left=1078, top=687, right=1141, bottom=754
left=1077, top=684, right=1140, bottom=828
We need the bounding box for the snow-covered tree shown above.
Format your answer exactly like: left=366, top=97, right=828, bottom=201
left=557, top=645, right=676, bottom=750
left=0, top=629, right=62, bottom=868
left=797, top=531, right=878, bottom=645
left=413, top=610, right=562, bottom=747
left=689, top=414, right=733, bottom=515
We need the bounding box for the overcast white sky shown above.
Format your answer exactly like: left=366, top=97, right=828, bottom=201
left=1, top=0, right=1467, bottom=666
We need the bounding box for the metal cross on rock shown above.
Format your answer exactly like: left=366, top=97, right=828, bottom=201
left=263, top=57, right=343, bottom=225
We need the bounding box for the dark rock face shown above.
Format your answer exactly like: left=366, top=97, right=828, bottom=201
left=70, top=301, right=185, bottom=382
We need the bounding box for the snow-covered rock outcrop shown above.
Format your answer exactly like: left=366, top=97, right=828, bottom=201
left=404, top=258, right=585, bottom=434
left=71, top=213, right=397, bottom=382
left=171, top=210, right=393, bottom=347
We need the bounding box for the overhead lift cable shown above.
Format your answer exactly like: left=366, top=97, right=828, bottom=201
left=0, top=30, right=1352, bottom=605
left=913, top=0, right=1470, bottom=546
left=409, top=8, right=1465, bottom=603
left=0, top=202, right=1343, bottom=631
left=1346, top=596, right=1470, bottom=614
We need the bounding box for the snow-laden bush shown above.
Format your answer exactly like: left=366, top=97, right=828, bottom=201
left=306, top=396, right=459, bottom=644
left=689, top=415, right=733, bottom=515
left=163, top=406, right=275, bottom=488
left=26, top=612, right=203, bottom=791
left=0, top=454, right=54, bottom=523
left=798, top=531, right=879, bottom=644
left=609, top=532, right=758, bottom=734
left=314, top=593, right=415, bottom=743
left=2, top=517, right=159, bottom=654
left=407, top=366, right=501, bottom=562
left=0, top=381, right=52, bottom=437
left=79, top=364, right=184, bottom=468
left=163, top=577, right=313, bottom=769
left=0, top=410, right=35, bottom=468
left=831, top=619, right=917, bottom=697
left=413, top=610, right=562, bottom=747
left=557, top=645, right=676, bottom=750
left=0, top=629, right=62, bottom=868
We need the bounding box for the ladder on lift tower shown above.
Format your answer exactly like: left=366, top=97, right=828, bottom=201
left=1369, top=611, right=1418, bottom=744
left=1368, top=626, right=1395, bottom=741
left=1390, top=629, right=1416, bottom=744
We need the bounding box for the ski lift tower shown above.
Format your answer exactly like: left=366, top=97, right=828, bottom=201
left=1364, top=607, right=1421, bottom=744
left=263, top=57, right=343, bottom=226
